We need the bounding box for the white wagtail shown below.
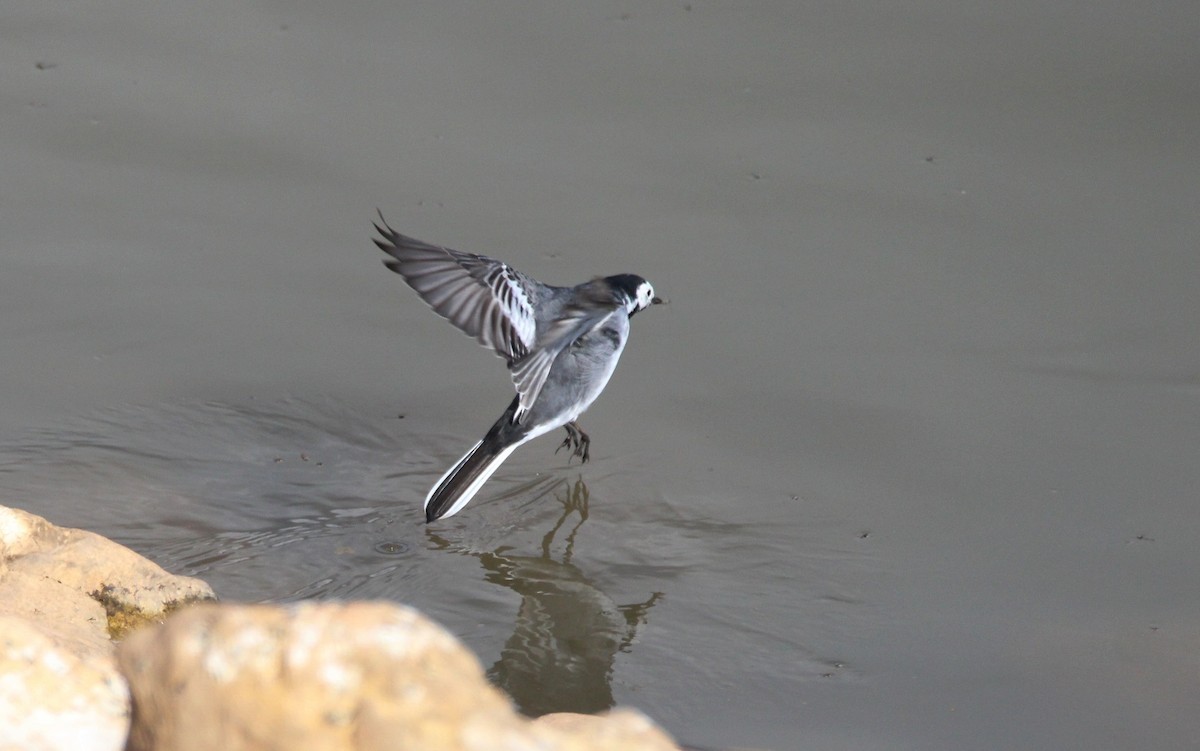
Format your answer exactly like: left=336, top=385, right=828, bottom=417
left=373, top=215, right=664, bottom=523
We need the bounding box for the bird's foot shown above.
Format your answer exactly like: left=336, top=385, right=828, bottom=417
left=555, top=422, right=591, bottom=464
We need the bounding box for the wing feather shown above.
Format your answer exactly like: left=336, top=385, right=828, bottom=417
left=374, top=215, right=538, bottom=362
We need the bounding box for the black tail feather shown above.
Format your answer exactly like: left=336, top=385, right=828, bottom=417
left=424, top=439, right=492, bottom=522
left=424, top=396, right=525, bottom=523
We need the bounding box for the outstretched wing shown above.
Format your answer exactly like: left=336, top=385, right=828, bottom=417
left=374, top=214, right=538, bottom=362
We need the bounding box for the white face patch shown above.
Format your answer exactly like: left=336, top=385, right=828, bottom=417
left=634, top=281, right=657, bottom=312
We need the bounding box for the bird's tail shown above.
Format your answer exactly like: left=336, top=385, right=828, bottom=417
left=424, top=434, right=522, bottom=523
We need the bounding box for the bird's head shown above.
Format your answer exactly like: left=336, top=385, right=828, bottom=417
left=607, top=274, right=666, bottom=316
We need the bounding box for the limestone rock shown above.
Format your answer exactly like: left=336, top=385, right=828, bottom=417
left=0, top=505, right=215, bottom=638
left=0, top=614, right=129, bottom=751
left=0, top=569, right=112, bottom=660
left=0, top=504, right=217, bottom=750
left=0, top=504, right=69, bottom=557
left=118, top=601, right=680, bottom=751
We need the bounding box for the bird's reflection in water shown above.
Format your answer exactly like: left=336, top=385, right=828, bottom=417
left=428, top=477, right=662, bottom=716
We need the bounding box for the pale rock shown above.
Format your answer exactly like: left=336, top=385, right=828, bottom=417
left=10, top=523, right=214, bottom=618
left=0, top=569, right=111, bottom=660
left=118, top=601, right=680, bottom=751
left=0, top=504, right=216, bottom=750
left=0, top=505, right=69, bottom=558
left=0, top=614, right=129, bottom=751
left=0, top=506, right=214, bottom=637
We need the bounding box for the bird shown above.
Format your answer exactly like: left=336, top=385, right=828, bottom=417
left=373, top=214, right=664, bottom=523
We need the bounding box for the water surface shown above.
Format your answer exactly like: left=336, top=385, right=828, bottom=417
left=3, top=2, right=1199, bottom=749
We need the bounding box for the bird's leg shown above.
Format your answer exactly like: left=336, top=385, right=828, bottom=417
left=555, top=421, right=591, bottom=463
left=556, top=425, right=572, bottom=454
left=575, top=424, right=591, bottom=463
left=569, top=421, right=590, bottom=463
left=556, top=422, right=579, bottom=456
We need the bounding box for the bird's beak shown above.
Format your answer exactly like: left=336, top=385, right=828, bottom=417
left=652, top=296, right=667, bottom=305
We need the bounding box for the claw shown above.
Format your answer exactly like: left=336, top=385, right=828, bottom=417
left=555, top=434, right=573, bottom=455
left=557, top=422, right=591, bottom=464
